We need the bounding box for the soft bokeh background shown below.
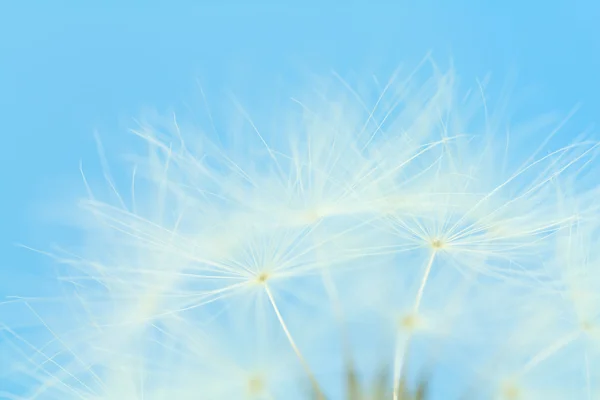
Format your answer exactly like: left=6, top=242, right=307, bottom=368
left=1, top=0, right=599, bottom=396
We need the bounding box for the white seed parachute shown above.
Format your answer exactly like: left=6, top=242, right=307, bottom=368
left=2, top=57, right=599, bottom=400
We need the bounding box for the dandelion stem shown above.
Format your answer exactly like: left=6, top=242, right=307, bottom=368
left=414, top=251, right=437, bottom=312
left=392, top=343, right=408, bottom=400
left=521, top=330, right=579, bottom=374
left=393, top=250, right=438, bottom=400
left=264, top=284, right=325, bottom=399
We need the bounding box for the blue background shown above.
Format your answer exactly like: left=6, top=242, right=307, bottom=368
left=2, top=0, right=599, bottom=248
left=0, top=0, right=599, bottom=396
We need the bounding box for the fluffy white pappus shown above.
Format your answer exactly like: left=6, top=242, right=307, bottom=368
left=443, top=218, right=600, bottom=399
left=2, top=57, right=600, bottom=400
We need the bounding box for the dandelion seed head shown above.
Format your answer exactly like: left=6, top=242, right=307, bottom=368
left=255, top=272, right=270, bottom=284
left=399, top=313, right=423, bottom=332
left=581, top=320, right=594, bottom=332
left=429, top=238, right=445, bottom=250
left=500, top=382, right=522, bottom=400
left=5, top=57, right=600, bottom=399
left=247, top=374, right=266, bottom=395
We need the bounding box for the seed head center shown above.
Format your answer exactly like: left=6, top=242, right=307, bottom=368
left=303, top=207, right=323, bottom=224
left=256, top=272, right=270, bottom=284
left=501, top=383, right=521, bottom=400
left=400, top=313, right=420, bottom=331
left=581, top=320, right=594, bottom=332
left=247, top=375, right=265, bottom=395
left=430, top=238, right=444, bottom=250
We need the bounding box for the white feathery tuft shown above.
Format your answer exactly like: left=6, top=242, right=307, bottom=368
left=2, top=58, right=600, bottom=399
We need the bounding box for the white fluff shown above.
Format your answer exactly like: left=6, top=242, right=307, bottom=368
left=2, top=58, right=599, bottom=399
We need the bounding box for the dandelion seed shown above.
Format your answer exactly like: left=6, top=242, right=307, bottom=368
left=4, top=58, right=600, bottom=399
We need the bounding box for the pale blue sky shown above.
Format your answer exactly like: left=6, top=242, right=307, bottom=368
left=1, top=0, right=599, bottom=248
left=1, top=0, right=599, bottom=397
